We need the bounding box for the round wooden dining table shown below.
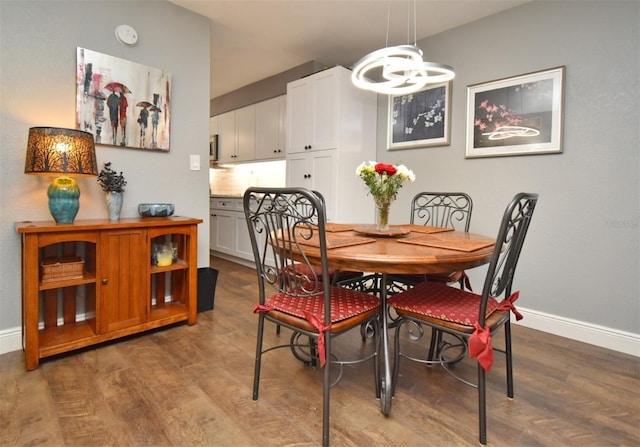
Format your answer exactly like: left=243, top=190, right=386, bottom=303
left=298, top=223, right=496, bottom=415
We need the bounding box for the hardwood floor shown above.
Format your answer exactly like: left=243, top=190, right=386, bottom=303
left=1, top=256, right=639, bottom=446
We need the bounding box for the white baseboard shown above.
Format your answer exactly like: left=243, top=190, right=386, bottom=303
left=2, top=307, right=638, bottom=358
left=515, top=306, right=640, bottom=357
left=0, top=327, right=22, bottom=356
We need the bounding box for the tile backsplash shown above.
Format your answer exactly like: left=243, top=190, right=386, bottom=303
left=209, top=160, right=286, bottom=196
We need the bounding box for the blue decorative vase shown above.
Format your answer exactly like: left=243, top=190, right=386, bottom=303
left=105, top=191, right=123, bottom=221
left=47, top=177, right=80, bottom=224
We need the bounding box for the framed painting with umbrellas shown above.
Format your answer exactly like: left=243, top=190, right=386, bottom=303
left=76, top=47, right=172, bottom=151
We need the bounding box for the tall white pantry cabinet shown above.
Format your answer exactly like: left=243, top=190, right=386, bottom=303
left=286, top=65, right=377, bottom=223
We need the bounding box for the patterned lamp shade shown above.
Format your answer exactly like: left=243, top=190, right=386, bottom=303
left=25, top=127, right=97, bottom=176
left=24, top=127, right=98, bottom=224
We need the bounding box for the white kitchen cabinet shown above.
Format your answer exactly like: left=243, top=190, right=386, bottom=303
left=285, top=65, right=377, bottom=224
left=209, top=116, right=218, bottom=165
left=210, top=199, right=235, bottom=255
left=210, top=197, right=257, bottom=267
left=234, top=211, right=253, bottom=260
left=286, top=150, right=337, bottom=221
left=236, top=105, right=256, bottom=161
left=287, top=68, right=339, bottom=153
left=210, top=115, right=218, bottom=138
left=209, top=201, right=216, bottom=252
left=255, top=95, right=286, bottom=160
left=216, top=106, right=256, bottom=163
left=216, top=111, right=236, bottom=163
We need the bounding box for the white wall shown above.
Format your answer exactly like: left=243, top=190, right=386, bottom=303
left=377, top=1, right=639, bottom=353
left=0, top=0, right=210, bottom=353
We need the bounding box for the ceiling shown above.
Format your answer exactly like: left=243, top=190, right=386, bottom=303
left=168, top=0, right=530, bottom=99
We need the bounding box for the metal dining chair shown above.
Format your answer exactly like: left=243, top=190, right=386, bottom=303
left=387, top=192, right=474, bottom=359
left=275, top=189, right=362, bottom=337
left=394, top=191, right=474, bottom=289
left=388, top=192, right=538, bottom=445
left=244, top=187, right=381, bottom=447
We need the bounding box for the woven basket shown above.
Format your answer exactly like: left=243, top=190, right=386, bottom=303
left=41, top=256, right=84, bottom=282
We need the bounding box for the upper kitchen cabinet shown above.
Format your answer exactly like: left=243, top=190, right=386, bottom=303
left=287, top=68, right=341, bottom=153
left=255, top=95, right=286, bottom=160
left=210, top=115, right=218, bottom=139
left=209, top=116, right=218, bottom=164
left=216, top=106, right=256, bottom=163
left=216, top=110, right=236, bottom=163
left=285, top=65, right=377, bottom=223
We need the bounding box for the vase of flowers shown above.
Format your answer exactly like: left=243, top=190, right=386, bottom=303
left=356, top=161, right=415, bottom=231
left=97, top=162, right=127, bottom=221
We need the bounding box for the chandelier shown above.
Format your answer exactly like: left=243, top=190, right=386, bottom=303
left=351, top=0, right=455, bottom=95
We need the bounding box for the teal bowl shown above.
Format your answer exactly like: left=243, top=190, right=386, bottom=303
left=138, top=203, right=175, bottom=217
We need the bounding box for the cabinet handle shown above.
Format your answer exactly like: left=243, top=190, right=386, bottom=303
left=101, top=278, right=108, bottom=285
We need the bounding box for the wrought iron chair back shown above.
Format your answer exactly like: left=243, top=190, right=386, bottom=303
left=479, top=192, right=537, bottom=324
left=248, top=188, right=328, bottom=296
left=410, top=191, right=473, bottom=230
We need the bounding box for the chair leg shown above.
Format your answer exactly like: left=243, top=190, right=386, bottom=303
left=391, top=323, right=402, bottom=397
left=322, top=333, right=331, bottom=447
left=505, top=321, right=514, bottom=398
left=427, top=328, right=443, bottom=361
left=253, top=314, right=266, bottom=400
left=478, top=364, right=487, bottom=445
left=370, top=317, right=382, bottom=398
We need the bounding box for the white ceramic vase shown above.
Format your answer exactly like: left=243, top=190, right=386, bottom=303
left=105, top=191, right=123, bottom=221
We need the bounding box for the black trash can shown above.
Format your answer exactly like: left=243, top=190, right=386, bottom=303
left=197, top=267, right=218, bottom=313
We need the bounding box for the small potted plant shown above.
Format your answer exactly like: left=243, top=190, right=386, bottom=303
left=97, top=162, right=127, bottom=221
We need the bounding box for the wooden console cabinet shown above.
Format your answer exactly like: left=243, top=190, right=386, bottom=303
left=16, top=216, right=202, bottom=370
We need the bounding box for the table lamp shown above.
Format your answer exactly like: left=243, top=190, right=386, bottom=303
left=24, top=127, right=98, bottom=224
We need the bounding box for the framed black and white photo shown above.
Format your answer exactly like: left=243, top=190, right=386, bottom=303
left=465, top=66, right=565, bottom=158
left=387, top=81, right=451, bottom=150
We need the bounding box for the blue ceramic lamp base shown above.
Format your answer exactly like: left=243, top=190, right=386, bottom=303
left=48, top=176, right=80, bottom=224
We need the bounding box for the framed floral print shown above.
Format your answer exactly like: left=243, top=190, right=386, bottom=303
left=465, top=66, right=565, bottom=158
left=387, top=81, right=451, bottom=150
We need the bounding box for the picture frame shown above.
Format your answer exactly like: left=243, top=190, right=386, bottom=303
left=76, top=47, right=172, bottom=152
left=465, top=66, right=565, bottom=158
left=387, top=81, right=451, bottom=150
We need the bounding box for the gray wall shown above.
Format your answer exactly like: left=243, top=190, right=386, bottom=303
left=210, top=60, right=326, bottom=115
left=0, top=1, right=210, bottom=347
left=378, top=1, right=639, bottom=336
left=0, top=0, right=638, bottom=355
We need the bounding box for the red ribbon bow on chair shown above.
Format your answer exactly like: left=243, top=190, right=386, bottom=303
left=253, top=304, right=274, bottom=313
left=497, top=291, right=523, bottom=320
left=469, top=322, right=494, bottom=371
left=469, top=291, right=523, bottom=371
left=253, top=305, right=332, bottom=366
left=303, top=311, right=332, bottom=367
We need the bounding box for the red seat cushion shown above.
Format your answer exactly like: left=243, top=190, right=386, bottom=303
left=256, top=286, right=380, bottom=367
left=388, top=281, right=499, bottom=326
left=265, top=286, right=380, bottom=323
